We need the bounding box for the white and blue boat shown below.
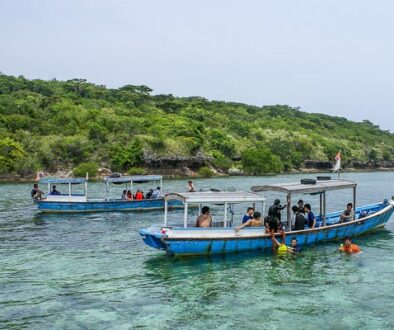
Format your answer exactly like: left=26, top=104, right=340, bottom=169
left=34, top=175, right=182, bottom=213
left=139, top=179, right=394, bottom=256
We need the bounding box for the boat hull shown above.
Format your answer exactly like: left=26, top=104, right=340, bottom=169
left=139, top=201, right=394, bottom=256
left=35, top=199, right=182, bottom=213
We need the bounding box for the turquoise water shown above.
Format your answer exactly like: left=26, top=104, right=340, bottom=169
left=1, top=172, right=394, bottom=329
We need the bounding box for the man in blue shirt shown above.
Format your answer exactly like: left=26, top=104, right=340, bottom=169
left=304, top=203, right=316, bottom=229
left=242, top=207, right=254, bottom=224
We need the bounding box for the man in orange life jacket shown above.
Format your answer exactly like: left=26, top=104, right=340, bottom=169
left=339, top=237, right=361, bottom=254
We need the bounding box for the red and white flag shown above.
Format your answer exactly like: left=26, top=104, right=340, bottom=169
left=333, top=152, right=341, bottom=172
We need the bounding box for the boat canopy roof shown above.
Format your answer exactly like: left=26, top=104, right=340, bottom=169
left=39, top=177, right=87, bottom=184
left=164, top=191, right=267, bottom=203
left=251, top=179, right=357, bottom=194
left=104, top=175, right=163, bottom=184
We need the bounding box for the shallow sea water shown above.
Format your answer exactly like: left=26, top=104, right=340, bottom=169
left=1, top=172, right=394, bottom=329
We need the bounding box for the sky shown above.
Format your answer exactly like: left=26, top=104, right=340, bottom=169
left=1, top=0, right=393, bottom=132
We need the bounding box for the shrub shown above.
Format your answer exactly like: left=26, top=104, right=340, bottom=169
left=128, top=167, right=146, bottom=175
left=198, top=166, right=214, bottom=178
left=0, top=137, right=25, bottom=173
left=110, top=139, right=143, bottom=171
left=73, top=162, right=99, bottom=177
left=212, top=151, right=232, bottom=171
left=241, top=145, right=283, bottom=175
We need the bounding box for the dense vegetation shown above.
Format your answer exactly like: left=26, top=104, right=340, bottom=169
left=0, top=74, right=393, bottom=178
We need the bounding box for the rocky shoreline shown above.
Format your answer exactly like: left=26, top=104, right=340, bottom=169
left=1, top=159, right=394, bottom=183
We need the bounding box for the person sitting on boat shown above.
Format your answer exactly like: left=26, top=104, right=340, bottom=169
left=145, top=189, right=153, bottom=199
left=121, top=190, right=127, bottom=200
left=270, top=231, right=295, bottom=255
left=339, top=237, right=361, bottom=254
left=359, top=210, right=368, bottom=219
left=292, top=205, right=305, bottom=231
left=267, top=199, right=287, bottom=233
left=127, top=190, right=133, bottom=200
left=235, top=212, right=263, bottom=231
left=242, top=207, right=254, bottom=224
left=340, top=203, right=354, bottom=223
left=50, top=185, right=60, bottom=195
left=151, top=187, right=162, bottom=199
left=134, top=189, right=144, bottom=200
left=188, top=180, right=196, bottom=192
left=304, top=203, right=316, bottom=229
left=31, top=183, right=44, bottom=200
left=195, top=206, right=212, bottom=227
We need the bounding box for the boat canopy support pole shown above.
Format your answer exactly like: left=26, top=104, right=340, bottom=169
left=184, top=202, right=188, bottom=228
left=68, top=182, right=71, bottom=197
left=106, top=182, right=109, bottom=201
left=164, top=200, right=168, bottom=226
left=323, top=191, right=327, bottom=227
left=224, top=202, right=228, bottom=228
left=287, top=193, right=291, bottom=231
left=353, top=187, right=356, bottom=220
left=319, top=193, right=323, bottom=223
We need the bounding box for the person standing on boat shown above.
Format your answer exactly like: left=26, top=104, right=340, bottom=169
left=195, top=206, right=212, bottom=227
left=340, top=203, right=354, bottom=223
left=235, top=212, right=263, bottom=231
left=242, top=207, right=254, bottom=224
left=304, top=204, right=316, bottom=229
left=267, top=199, right=287, bottom=232
left=291, top=205, right=305, bottom=231
left=188, top=180, right=195, bottom=192
left=297, top=199, right=305, bottom=215
left=31, top=183, right=44, bottom=200
left=339, top=237, right=361, bottom=254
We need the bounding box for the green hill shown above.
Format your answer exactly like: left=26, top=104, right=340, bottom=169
left=0, top=74, right=393, bottom=178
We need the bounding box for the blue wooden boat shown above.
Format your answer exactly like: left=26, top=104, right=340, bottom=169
left=34, top=175, right=182, bottom=213
left=139, top=179, right=394, bottom=256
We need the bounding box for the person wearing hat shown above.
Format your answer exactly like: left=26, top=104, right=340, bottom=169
left=267, top=199, right=287, bottom=233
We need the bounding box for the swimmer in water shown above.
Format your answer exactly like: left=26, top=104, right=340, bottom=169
left=270, top=231, right=296, bottom=255
left=339, top=237, right=361, bottom=254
